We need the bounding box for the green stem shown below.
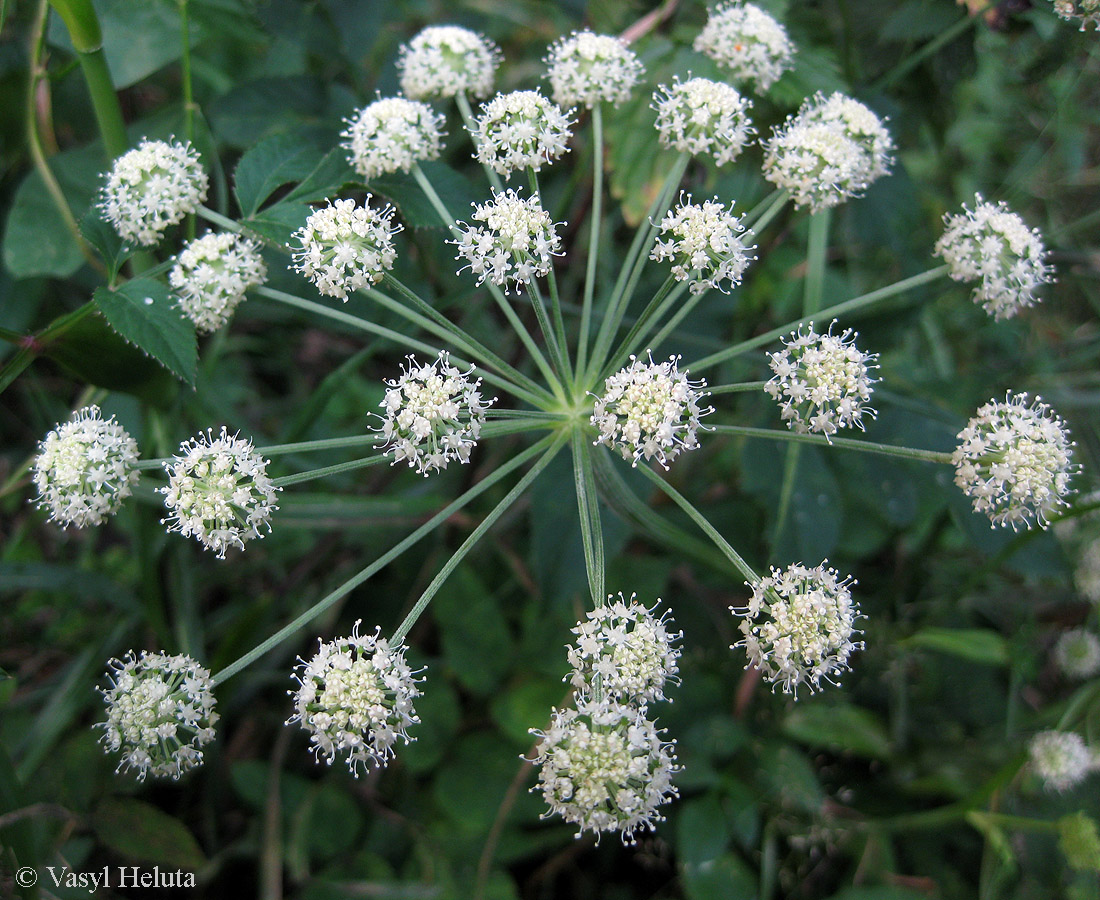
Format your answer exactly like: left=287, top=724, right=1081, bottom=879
left=740, top=189, right=783, bottom=230
left=177, top=0, right=195, bottom=240
left=708, top=381, right=767, bottom=396
left=691, top=266, right=949, bottom=372
left=646, top=286, right=708, bottom=356
left=529, top=166, right=572, bottom=382
left=586, top=151, right=690, bottom=385
left=272, top=455, right=387, bottom=488
left=48, top=0, right=127, bottom=160
left=198, top=205, right=247, bottom=234
left=258, top=286, right=532, bottom=401
left=746, top=189, right=789, bottom=235
left=571, top=430, right=605, bottom=606
left=391, top=430, right=568, bottom=643
left=577, top=103, right=605, bottom=377
left=456, top=91, right=503, bottom=193
left=712, top=424, right=954, bottom=464
left=873, top=12, right=979, bottom=92
left=211, top=436, right=556, bottom=686
left=804, top=208, right=831, bottom=315
left=636, top=463, right=759, bottom=583
left=381, top=274, right=549, bottom=405
left=771, top=442, right=801, bottom=552
left=525, top=280, right=569, bottom=381
left=411, top=162, right=566, bottom=402
left=603, top=277, right=690, bottom=379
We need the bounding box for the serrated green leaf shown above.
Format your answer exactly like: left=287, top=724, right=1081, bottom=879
left=282, top=148, right=356, bottom=205
left=94, top=279, right=197, bottom=384
left=234, top=133, right=328, bottom=217
left=902, top=628, right=1009, bottom=666
left=92, top=798, right=206, bottom=870
left=79, top=207, right=134, bottom=281
left=244, top=201, right=312, bottom=247
left=783, top=704, right=892, bottom=760
left=1060, top=813, right=1100, bottom=873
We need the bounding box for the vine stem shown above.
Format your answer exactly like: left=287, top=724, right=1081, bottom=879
left=572, top=430, right=605, bottom=607
left=708, top=381, right=768, bottom=396
left=636, top=463, right=760, bottom=584
left=211, top=436, right=558, bottom=686
left=410, top=162, right=566, bottom=404
left=390, top=430, right=568, bottom=643
left=691, top=266, right=950, bottom=372
left=712, top=424, right=954, bottom=464
left=586, top=151, right=690, bottom=387
left=577, top=103, right=604, bottom=379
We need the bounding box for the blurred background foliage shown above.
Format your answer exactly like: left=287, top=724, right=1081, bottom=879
left=1, top=0, right=1100, bottom=897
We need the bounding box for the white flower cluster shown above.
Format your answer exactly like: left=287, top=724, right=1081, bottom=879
left=953, top=393, right=1076, bottom=530
left=474, top=89, right=573, bottom=178
left=693, top=2, right=795, bottom=92
left=291, top=198, right=400, bottom=300
left=1029, top=730, right=1094, bottom=792
left=545, top=31, right=644, bottom=109
left=653, top=77, right=754, bottom=166
left=452, top=189, right=562, bottom=293
left=1054, top=628, right=1100, bottom=680
left=733, top=562, right=862, bottom=695
left=374, top=352, right=494, bottom=476
left=566, top=594, right=681, bottom=704
left=530, top=698, right=679, bottom=843
left=98, top=651, right=218, bottom=781
left=169, top=232, right=267, bottom=333
left=592, top=354, right=711, bottom=469
left=398, top=25, right=500, bottom=100
left=342, top=97, right=445, bottom=181
left=33, top=405, right=140, bottom=528
left=764, top=322, right=878, bottom=438
left=289, top=621, right=422, bottom=775
left=934, top=194, right=1054, bottom=320
left=161, top=427, right=280, bottom=558
left=650, top=195, right=755, bottom=295
left=101, top=139, right=209, bottom=246
left=1054, top=0, right=1100, bottom=29
left=763, top=93, right=893, bottom=212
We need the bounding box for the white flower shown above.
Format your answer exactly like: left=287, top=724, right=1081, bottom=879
left=291, top=197, right=401, bottom=300
left=545, top=31, right=644, bottom=109
left=653, top=77, right=754, bottom=165
left=650, top=195, right=756, bottom=295
left=1054, top=628, right=1100, bottom=680
left=342, top=97, right=445, bottom=181
left=1029, top=730, right=1094, bottom=791
left=169, top=232, right=267, bottom=333
left=398, top=25, right=500, bottom=100
left=592, top=354, right=712, bottom=469
left=374, top=352, right=495, bottom=476
left=764, top=321, right=878, bottom=439
left=763, top=93, right=893, bottom=211
left=693, top=2, right=795, bottom=92
left=567, top=594, right=682, bottom=704
left=1077, top=538, right=1100, bottom=604
left=934, top=194, right=1054, bottom=320
left=452, top=189, right=562, bottom=294
left=530, top=698, right=680, bottom=843
left=33, top=405, right=140, bottom=528
left=474, top=89, right=573, bottom=178
left=98, top=651, right=218, bottom=781
left=161, top=427, right=280, bottom=558
left=289, top=621, right=422, bottom=775
left=101, top=139, right=208, bottom=246
left=953, top=393, right=1076, bottom=530
left=733, top=561, right=862, bottom=695
left=1054, top=0, right=1100, bottom=29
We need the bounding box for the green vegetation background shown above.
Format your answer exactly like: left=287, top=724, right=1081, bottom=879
left=1, top=0, right=1099, bottom=897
